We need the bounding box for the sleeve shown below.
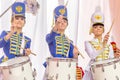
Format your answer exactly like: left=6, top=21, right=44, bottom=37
left=0, top=56, right=4, bottom=63
left=68, top=43, right=74, bottom=58
left=0, top=31, right=8, bottom=48
left=25, top=38, right=31, bottom=49
left=84, top=41, right=104, bottom=59
left=109, top=44, right=114, bottom=58
left=46, top=30, right=57, bottom=44
left=43, top=61, right=47, bottom=68
left=23, top=38, right=31, bottom=55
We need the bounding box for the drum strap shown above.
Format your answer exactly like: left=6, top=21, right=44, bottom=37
left=19, top=34, right=25, bottom=55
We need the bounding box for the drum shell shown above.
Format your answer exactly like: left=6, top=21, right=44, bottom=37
left=0, top=56, right=35, bottom=80
left=46, top=57, right=78, bottom=80
left=91, top=58, right=120, bottom=80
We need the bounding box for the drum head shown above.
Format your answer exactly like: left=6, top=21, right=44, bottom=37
left=0, top=56, right=30, bottom=69
left=47, top=57, right=78, bottom=62
left=91, top=58, right=120, bottom=67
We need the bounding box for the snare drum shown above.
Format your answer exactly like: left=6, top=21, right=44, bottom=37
left=91, top=58, right=120, bottom=80
left=45, top=57, right=78, bottom=80
left=0, top=56, right=36, bottom=80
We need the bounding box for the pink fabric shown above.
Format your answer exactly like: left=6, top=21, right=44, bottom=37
left=109, top=0, right=120, bottom=48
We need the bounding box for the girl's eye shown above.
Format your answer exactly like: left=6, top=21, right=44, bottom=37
left=93, top=26, right=97, bottom=28
left=15, top=17, right=19, bottom=20
left=20, top=18, right=24, bottom=20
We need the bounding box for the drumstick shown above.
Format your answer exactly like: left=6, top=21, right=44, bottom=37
left=72, top=44, right=85, bottom=59
left=108, top=19, right=115, bottom=34
left=65, top=0, right=69, bottom=7
left=18, top=46, right=36, bottom=56
left=66, top=36, right=85, bottom=59
left=0, top=0, right=17, bottom=18
left=78, top=51, right=85, bottom=59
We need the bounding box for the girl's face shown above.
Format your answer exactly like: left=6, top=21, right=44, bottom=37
left=12, top=16, right=25, bottom=29
left=92, top=25, right=104, bottom=36
left=57, top=18, right=68, bottom=31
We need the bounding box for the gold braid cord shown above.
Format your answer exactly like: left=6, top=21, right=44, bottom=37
left=76, top=66, right=82, bottom=80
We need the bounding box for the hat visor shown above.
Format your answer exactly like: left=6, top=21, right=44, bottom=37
left=93, top=23, right=104, bottom=26
left=13, top=14, right=25, bottom=18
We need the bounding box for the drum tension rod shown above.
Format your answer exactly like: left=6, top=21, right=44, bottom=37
left=102, top=65, right=104, bottom=72
left=91, top=67, right=95, bottom=73
left=69, top=62, right=71, bottom=67
left=116, top=76, right=119, bottom=80
left=114, top=63, right=116, bottom=69
left=22, top=65, right=24, bottom=71
left=30, top=62, right=32, bottom=67
left=57, top=61, right=59, bottom=67
left=56, top=73, right=58, bottom=80
left=9, top=69, right=12, bottom=74
left=24, top=77, right=27, bottom=80
left=33, top=68, right=37, bottom=77
left=68, top=74, right=71, bottom=80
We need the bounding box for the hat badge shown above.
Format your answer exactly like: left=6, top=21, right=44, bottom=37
left=16, top=6, right=23, bottom=12
left=95, top=15, right=102, bottom=20
left=59, top=8, right=65, bottom=15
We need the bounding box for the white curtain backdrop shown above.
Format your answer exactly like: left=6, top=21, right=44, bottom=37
left=0, top=0, right=112, bottom=80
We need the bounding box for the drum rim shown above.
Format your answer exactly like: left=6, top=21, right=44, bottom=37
left=91, top=58, right=120, bottom=68
left=47, top=57, right=78, bottom=62
left=0, top=56, right=30, bottom=69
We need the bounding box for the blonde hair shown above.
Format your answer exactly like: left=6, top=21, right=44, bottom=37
left=89, top=26, right=93, bottom=35
left=89, top=25, right=105, bottom=35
